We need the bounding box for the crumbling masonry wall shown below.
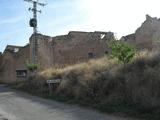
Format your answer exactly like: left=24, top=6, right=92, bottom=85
left=0, top=31, right=114, bottom=82
left=0, top=53, right=3, bottom=82
left=31, top=31, right=114, bottom=69
left=0, top=45, right=30, bottom=83
left=121, top=15, right=160, bottom=50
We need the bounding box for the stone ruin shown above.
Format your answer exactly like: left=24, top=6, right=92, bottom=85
left=1, top=14, right=160, bottom=83
left=121, top=15, right=160, bottom=50
left=0, top=31, right=114, bottom=83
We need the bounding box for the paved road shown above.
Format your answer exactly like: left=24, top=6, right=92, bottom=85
left=0, top=85, right=139, bottom=120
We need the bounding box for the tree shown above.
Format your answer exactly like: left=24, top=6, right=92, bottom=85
left=26, top=63, right=38, bottom=80
left=108, top=40, right=136, bottom=97
left=109, top=40, right=136, bottom=65
left=27, top=63, right=38, bottom=72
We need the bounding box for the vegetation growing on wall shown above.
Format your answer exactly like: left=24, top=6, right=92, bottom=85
left=26, top=63, right=38, bottom=72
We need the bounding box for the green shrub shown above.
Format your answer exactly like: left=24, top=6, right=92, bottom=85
left=26, top=63, right=38, bottom=72
left=109, top=40, right=136, bottom=65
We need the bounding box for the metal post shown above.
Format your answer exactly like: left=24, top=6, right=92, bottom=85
left=33, top=1, right=37, bottom=34
left=33, top=1, right=37, bottom=64
left=24, top=0, right=46, bottom=64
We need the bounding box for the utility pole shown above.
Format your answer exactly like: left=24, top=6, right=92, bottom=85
left=24, top=0, right=46, bottom=64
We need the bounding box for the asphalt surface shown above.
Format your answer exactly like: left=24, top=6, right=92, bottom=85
left=0, top=85, right=140, bottom=120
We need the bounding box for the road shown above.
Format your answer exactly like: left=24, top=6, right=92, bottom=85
left=0, top=85, right=139, bottom=120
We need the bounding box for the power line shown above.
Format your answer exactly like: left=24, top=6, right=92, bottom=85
left=24, top=0, right=47, bottom=64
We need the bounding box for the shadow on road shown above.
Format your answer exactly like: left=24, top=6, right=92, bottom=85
left=0, top=85, right=138, bottom=120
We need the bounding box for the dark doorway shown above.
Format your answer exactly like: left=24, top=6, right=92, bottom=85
left=88, top=52, right=95, bottom=59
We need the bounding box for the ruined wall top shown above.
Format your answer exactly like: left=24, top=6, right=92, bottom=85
left=121, top=15, right=160, bottom=50
left=3, top=45, right=22, bottom=53
left=29, top=31, right=115, bottom=45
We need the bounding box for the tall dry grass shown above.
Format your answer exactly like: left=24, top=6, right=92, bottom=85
left=35, top=51, right=160, bottom=107
left=14, top=50, right=160, bottom=119
left=49, top=50, right=160, bottom=108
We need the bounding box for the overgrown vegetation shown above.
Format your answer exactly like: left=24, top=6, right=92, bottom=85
left=12, top=50, right=160, bottom=120
left=26, top=63, right=38, bottom=72
left=109, top=40, right=136, bottom=65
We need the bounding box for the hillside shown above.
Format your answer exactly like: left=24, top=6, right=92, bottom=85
left=13, top=50, right=160, bottom=120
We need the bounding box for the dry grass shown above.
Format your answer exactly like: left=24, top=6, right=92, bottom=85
left=35, top=50, right=160, bottom=108
left=41, top=57, right=118, bottom=79
left=13, top=50, right=160, bottom=119
left=52, top=51, right=160, bottom=109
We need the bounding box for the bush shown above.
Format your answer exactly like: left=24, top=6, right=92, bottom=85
left=109, top=40, right=136, bottom=65
left=13, top=50, right=160, bottom=119
left=26, top=63, right=38, bottom=72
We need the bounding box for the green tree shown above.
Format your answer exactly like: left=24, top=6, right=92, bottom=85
left=26, top=63, right=38, bottom=72
left=109, top=40, right=136, bottom=65
left=26, top=63, right=38, bottom=80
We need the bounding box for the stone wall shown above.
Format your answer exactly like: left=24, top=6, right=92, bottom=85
left=2, top=15, right=160, bottom=82
left=0, top=31, right=114, bottom=82
left=0, top=53, right=3, bottom=82
left=0, top=45, right=30, bottom=83
left=33, top=31, right=114, bottom=69
left=121, top=15, right=160, bottom=50
left=0, top=53, right=2, bottom=69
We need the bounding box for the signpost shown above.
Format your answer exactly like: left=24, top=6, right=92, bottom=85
left=47, top=79, right=61, bottom=84
left=46, top=79, right=61, bottom=95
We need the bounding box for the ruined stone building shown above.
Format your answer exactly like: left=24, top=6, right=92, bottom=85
left=0, top=45, right=30, bottom=82
left=121, top=15, right=160, bottom=50
left=0, top=31, right=114, bottom=83
left=1, top=15, right=160, bottom=83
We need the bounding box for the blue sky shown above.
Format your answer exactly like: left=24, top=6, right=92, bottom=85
left=0, top=0, right=88, bottom=52
left=1, top=0, right=160, bottom=52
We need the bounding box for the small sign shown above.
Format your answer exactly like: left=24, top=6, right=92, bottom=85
left=47, top=79, right=61, bottom=84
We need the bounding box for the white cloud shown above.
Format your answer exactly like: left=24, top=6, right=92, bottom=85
left=77, top=0, right=160, bottom=38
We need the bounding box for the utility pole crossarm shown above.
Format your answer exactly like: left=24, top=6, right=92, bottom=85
left=24, top=0, right=47, bottom=7
left=37, top=2, right=47, bottom=7
left=24, top=0, right=34, bottom=3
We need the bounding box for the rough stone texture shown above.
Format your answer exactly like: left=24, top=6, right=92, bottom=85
left=0, top=45, right=30, bottom=83
left=0, top=31, right=114, bottom=82
left=30, top=31, right=114, bottom=69
left=2, top=15, right=160, bottom=82
left=0, top=53, right=3, bottom=82
left=3, top=14, right=160, bottom=82
left=121, top=15, right=160, bottom=50
left=120, top=34, right=135, bottom=44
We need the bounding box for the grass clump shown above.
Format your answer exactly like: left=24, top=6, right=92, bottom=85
left=12, top=50, right=160, bottom=120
